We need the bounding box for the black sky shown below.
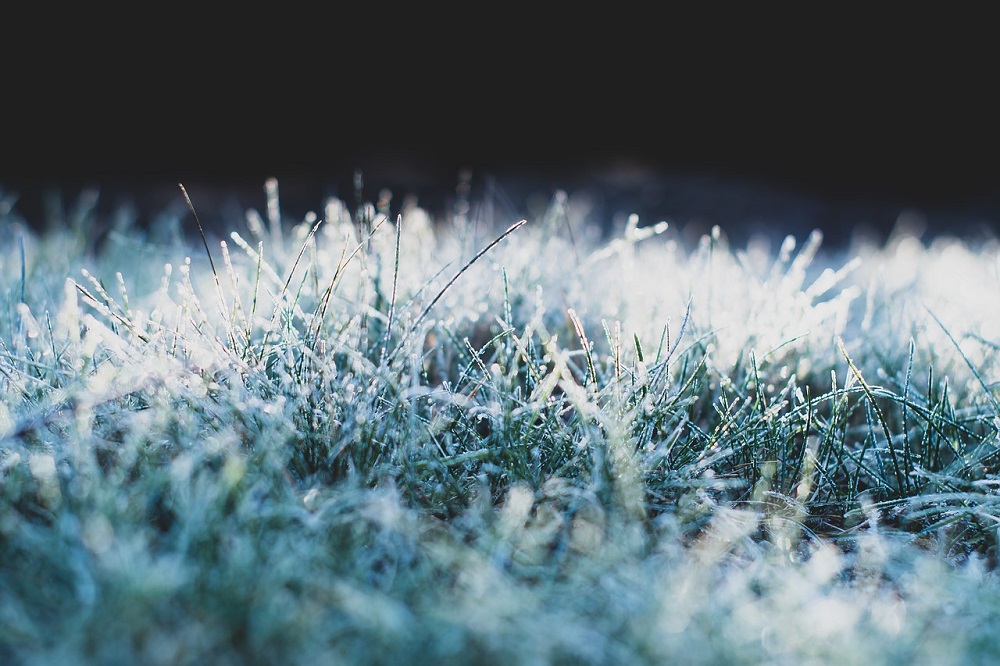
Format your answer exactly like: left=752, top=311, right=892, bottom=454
left=3, top=11, right=998, bottom=246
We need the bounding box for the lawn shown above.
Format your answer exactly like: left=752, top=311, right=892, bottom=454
left=3, top=176, right=1000, bottom=664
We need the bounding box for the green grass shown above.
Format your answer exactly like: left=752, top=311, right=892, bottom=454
left=4, top=178, right=1000, bottom=664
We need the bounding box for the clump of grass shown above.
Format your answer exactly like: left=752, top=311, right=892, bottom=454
left=3, top=178, right=1000, bottom=664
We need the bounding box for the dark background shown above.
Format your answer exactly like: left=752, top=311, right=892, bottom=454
left=3, top=10, right=998, bottom=250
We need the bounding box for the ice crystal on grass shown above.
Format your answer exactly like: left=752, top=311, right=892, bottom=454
left=3, top=180, right=1000, bottom=664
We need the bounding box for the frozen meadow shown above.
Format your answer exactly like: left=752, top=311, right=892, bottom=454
left=3, top=179, right=1000, bottom=664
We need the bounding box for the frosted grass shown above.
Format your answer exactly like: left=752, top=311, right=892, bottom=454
left=3, top=180, right=1000, bottom=664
